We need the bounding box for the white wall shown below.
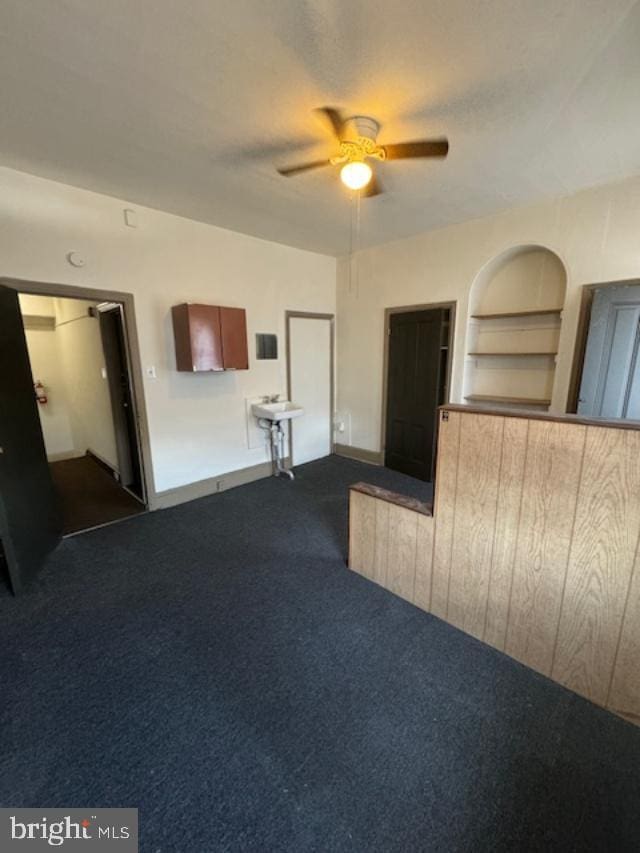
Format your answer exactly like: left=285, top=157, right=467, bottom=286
left=1, top=167, right=336, bottom=494
left=19, top=294, right=76, bottom=459
left=53, top=297, right=119, bottom=469
left=337, top=175, right=640, bottom=453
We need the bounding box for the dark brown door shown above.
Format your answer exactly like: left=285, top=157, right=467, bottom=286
left=384, top=308, right=449, bottom=481
left=99, top=306, right=144, bottom=500
left=0, top=285, right=62, bottom=593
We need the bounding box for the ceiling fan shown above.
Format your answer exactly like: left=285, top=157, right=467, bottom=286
left=276, top=107, right=449, bottom=197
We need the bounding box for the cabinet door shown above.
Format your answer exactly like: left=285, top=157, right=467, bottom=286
left=188, top=304, right=223, bottom=371
left=220, top=307, right=248, bottom=369
left=179, top=305, right=224, bottom=372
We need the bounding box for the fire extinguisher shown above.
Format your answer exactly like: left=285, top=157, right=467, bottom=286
left=34, top=381, right=48, bottom=405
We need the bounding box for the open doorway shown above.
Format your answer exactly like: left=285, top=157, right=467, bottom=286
left=18, top=292, right=146, bottom=534
left=567, top=281, right=640, bottom=418
left=382, top=304, right=454, bottom=483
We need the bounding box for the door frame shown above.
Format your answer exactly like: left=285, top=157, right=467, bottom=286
left=380, top=301, right=457, bottom=456
left=97, top=302, right=145, bottom=501
left=566, top=278, right=640, bottom=413
left=285, top=310, right=335, bottom=464
left=1, top=276, right=154, bottom=508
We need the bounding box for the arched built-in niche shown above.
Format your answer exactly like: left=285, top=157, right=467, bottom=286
left=463, top=245, right=567, bottom=410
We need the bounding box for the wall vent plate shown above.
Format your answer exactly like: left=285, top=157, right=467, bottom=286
left=256, top=333, right=278, bottom=360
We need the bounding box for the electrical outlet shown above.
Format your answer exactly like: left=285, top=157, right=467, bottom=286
left=334, top=412, right=351, bottom=444
left=217, top=479, right=226, bottom=492
left=146, top=366, right=157, bottom=379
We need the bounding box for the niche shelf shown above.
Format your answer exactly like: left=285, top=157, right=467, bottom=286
left=465, top=394, right=551, bottom=407
left=471, top=308, right=563, bottom=320
left=463, top=247, right=567, bottom=411
left=468, top=351, right=558, bottom=357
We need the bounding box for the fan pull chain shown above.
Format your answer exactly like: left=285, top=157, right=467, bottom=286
left=349, top=190, right=362, bottom=298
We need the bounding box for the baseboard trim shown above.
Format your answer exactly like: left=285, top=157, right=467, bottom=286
left=46, top=450, right=81, bottom=463
left=334, top=444, right=384, bottom=466
left=86, top=448, right=120, bottom=479
left=152, top=457, right=291, bottom=510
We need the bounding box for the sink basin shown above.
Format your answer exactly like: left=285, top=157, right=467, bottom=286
left=252, top=401, right=304, bottom=422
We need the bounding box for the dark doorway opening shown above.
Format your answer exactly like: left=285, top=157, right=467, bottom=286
left=384, top=306, right=452, bottom=482
left=17, top=293, right=146, bottom=537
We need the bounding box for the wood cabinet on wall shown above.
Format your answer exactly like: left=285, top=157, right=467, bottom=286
left=172, top=303, right=248, bottom=372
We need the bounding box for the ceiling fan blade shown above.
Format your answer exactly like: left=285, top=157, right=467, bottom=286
left=277, top=159, right=330, bottom=177
left=384, top=139, right=449, bottom=160
left=361, top=174, right=383, bottom=198
left=314, top=106, right=345, bottom=140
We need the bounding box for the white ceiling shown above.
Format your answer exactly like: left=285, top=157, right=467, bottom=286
left=1, top=0, right=640, bottom=256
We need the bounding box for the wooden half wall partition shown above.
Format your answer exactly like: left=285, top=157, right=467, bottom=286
left=349, top=405, right=640, bottom=726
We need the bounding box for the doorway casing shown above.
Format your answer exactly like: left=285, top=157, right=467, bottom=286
left=285, top=310, right=335, bottom=466
left=1, top=276, right=156, bottom=508
left=380, top=301, right=457, bottom=464
left=566, top=277, right=640, bottom=414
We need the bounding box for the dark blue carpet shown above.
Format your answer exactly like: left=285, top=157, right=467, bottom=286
left=1, top=455, right=639, bottom=852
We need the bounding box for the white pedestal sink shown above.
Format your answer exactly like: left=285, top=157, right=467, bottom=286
left=252, top=401, right=304, bottom=479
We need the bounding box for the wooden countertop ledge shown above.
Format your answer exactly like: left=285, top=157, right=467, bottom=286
left=441, top=403, right=640, bottom=431
left=350, top=482, right=433, bottom=517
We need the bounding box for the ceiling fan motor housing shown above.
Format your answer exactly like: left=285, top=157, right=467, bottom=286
left=344, top=115, right=380, bottom=142
left=330, top=116, right=386, bottom=165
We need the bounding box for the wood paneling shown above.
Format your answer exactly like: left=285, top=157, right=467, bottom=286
left=348, top=490, right=376, bottom=578
left=414, top=514, right=434, bottom=611
left=608, top=546, right=640, bottom=724
left=553, top=427, right=640, bottom=703
left=373, top=500, right=391, bottom=586
left=505, top=420, right=586, bottom=675
left=348, top=408, right=640, bottom=726
left=484, top=416, right=528, bottom=650
left=448, top=414, right=503, bottom=639
left=431, top=411, right=460, bottom=618
left=387, top=504, right=418, bottom=602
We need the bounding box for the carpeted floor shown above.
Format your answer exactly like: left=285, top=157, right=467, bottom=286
left=50, top=454, right=145, bottom=534
left=1, top=456, right=639, bottom=852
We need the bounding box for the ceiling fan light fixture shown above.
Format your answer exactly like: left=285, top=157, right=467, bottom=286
left=340, top=160, right=372, bottom=191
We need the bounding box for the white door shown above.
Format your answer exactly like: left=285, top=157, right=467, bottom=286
left=578, top=285, right=640, bottom=419
left=289, top=315, right=332, bottom=466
